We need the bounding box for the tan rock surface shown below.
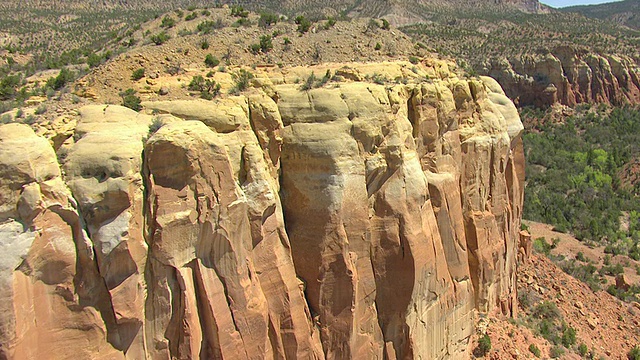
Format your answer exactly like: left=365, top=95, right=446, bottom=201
left=0, top=60, right=524, bottom=359
left=487, top=46, right=640, bottom=107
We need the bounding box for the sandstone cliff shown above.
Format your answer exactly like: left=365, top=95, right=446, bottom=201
left=486, top=46, right=640, bottom=108
left=0, top=60, right=524, bottom=359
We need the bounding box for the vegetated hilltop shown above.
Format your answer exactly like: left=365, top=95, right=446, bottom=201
left=236, top=0, right=550, bottom=25
left=0, top=5, right=431, bottom=124
left=74, top=7, right=426, bottom=105
left=562, top=0, right=640, bottom=30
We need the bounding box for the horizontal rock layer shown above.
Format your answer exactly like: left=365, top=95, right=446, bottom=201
left=0, top=61, right=524, bottom=360
left=487, top=46, right=640, bottom=107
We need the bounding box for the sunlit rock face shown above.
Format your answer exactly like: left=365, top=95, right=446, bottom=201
left=487, top=47, right=640, bottom=107
left=0, top=60, right=524, bottom=360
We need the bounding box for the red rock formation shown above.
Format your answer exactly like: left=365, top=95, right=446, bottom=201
left=0, top=61, right=524, bottom=359
left=487, top=47, right=640, bottom=107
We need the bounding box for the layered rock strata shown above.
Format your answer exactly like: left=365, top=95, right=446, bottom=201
left=487, top=47, right=640, bottom=107
left=0, top=61, right=524, bottom=359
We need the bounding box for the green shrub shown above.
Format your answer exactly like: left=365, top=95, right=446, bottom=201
left=0, top=74, right=21, bottom=100
left=382, top=18, right=390, bottom=30
left=230, top=69, right=254, bottom=94
left=185, top=12, right=198, bottom=21
left=197, top=20, right=224, bottom=34
left=561, top=326, right=576, bottom=347
left=600, top=263, right=624, bottom=276
left=259, top=35, right=273, bottom=52
left=533, top=237, right=553, bottom=255
left=120, top=88, right=141, bottom=111
left=533, top=301, right=560, bottom=320
left=325, top=16, right=336, bottom=29
left=550, top=345, right=565, bottom=358
left=161, top=16, right=176, bottom=28
left=46, top=67, right=74, bottom=90
left=0, top=113, right=12, bottom=124
left=250, top=43, right=261, bottom=54
left=578, top=343, right=589, bottom=357
left=23, top=114, right=35, bottom=125
left=231, top=5, right=248, bottom=18
left=374, top=42, right=382, bottom=50
left=301, top=72, right=317, bottom=91
left=629, top=346, right=640, bottom=360
left=234, top=18, right=251, bottom=27
left=204, top=54, right=219, bottom=67
left=475, top=334, right=491, bottom=357
left=201, top=40, right=209, bottom=49
left=87, top=53, right=103, bottom=68
left=295, top=16, right=311, bottom=33
left=131, top=68, right=145, bottom=81
left=371, top=73, right=387, bottom=84
left=34, top=104, right=47, bottom=115
left=151, top=32, right=170, bottom=45
left=409, top=56, right=419, bottom=64
left=529, top=344, right=541, bottom=357
left=259, top=12, right=278, bottom=27
left=188, top=75, right=221, bottom=100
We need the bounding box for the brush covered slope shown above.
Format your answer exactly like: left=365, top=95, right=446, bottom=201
left=562, top=0, right=640, bottom=30
left=0, top=57, right=525, bottom=359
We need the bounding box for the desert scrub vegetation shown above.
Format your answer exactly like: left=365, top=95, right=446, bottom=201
left=120, top=88, right=141, bottom=111
left=160, top=15, right=176, bottom=28
left=131, top=68, right=145, bottom=81
left=529, top=344, right=541, bottom=357
left=524, top=106, right=640, bottom=252
left=230, top=69, right=254, bottom=94
left=399, top=7, right=639, bottom=74
left=295, top=16, right=312, bottom=33
left=250, top=35, right=273, bottom=54
left=300, top=70, right=332, bottom=90
left=150, top=32, right=170, bottom=45
left=197, top=19, right=225, bottom=34
left=188, top=75, right=221, bottom=100
left=204, top=54, right=220, bottom=67
left=473, top=334, right=491, bottom=357
left=259, top=12, right=279, bottom=27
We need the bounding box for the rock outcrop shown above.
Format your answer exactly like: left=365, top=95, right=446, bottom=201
left=486, top=46, right=640, bottom=107
left=0, top=60, right=524, bottom=359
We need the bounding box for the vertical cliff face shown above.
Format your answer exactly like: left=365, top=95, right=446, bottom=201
left=0, top=61, right=524, bottom=359
left=487, top=47, right=640, bottom=107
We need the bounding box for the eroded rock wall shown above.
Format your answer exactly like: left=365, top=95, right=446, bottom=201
left=0, top=61, right=524, bottom=360
left=487, top=47, right=640, bottom=107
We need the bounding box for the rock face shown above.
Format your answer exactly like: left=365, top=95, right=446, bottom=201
left=486, top=47, right=640, bottom=107
left=0, top=61, right=524, bottom=360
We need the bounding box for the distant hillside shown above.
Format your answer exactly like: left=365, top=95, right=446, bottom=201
left=562, top=0, right=640, bottom=30
left=236, top=0, right=551, bottom=25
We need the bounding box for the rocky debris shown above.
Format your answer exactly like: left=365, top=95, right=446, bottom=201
left=511, top=255, right=640, bottom=359
left=0, top=60, right=524, bottom=359
left=487, top=46, right=640, bottom=107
